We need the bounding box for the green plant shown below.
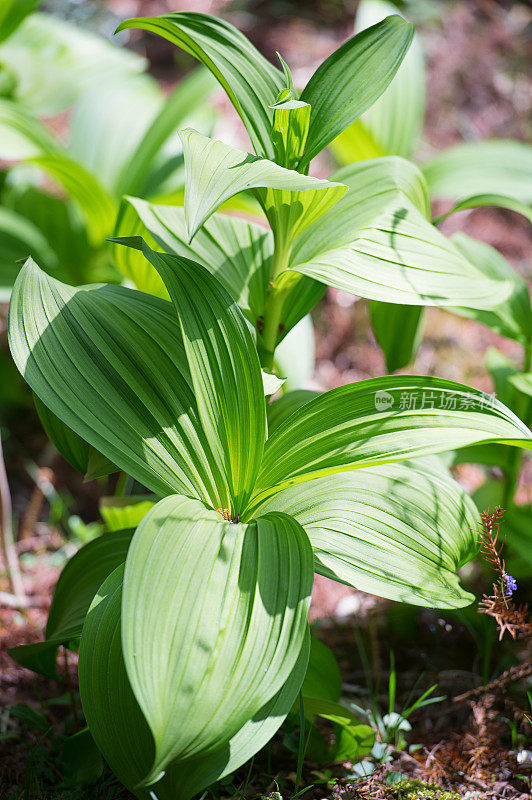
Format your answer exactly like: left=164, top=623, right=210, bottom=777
left=331, top=0, right=532, bottom=577
left=0, top=5, right=216, bottom=299
left=7, top=9, right=532, bottom=800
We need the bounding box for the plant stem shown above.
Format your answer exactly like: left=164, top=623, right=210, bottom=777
left=257, top=237, right=292, bottom=371
left=0, top=435, right=25, bottom=603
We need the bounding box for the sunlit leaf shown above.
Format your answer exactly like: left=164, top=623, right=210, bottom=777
left=300, top=15, right=414, bottom=166
left=9, top=258, right=222, bottom=505
left=122, top=495, right=313, bottom=783
left=114, top=238, right=266, bottom=513
left=288, top=158, right=514, bottom=309
left=116, top=12, right=285, bottom=159
left=251, top=375, right=532, bottom=504
left=254, top=458, right=478, bottom=608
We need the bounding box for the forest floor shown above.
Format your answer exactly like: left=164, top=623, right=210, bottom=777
left=1, top=0, right=531, bottom=798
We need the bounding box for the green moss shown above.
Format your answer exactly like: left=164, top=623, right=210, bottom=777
left=387, top=778, right=461, bottom=800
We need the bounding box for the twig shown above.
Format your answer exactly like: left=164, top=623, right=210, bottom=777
left=0, top=436, right=25, bottom=602
left=453, top=662, right=532, bottom=703
left=0, top=590, right=31, bottom=608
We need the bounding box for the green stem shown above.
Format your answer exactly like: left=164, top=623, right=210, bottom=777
left=257, top=238, right=292, bottom=371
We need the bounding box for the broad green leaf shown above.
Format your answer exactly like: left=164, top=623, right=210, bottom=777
left=80, top=564, right=310, bottom=800
left=67, top=74, right=163, bottom=195
left=302, top=637, right=342, bottom=702
left=34, top=394, right=116, bottom=479
left=0, top=206, right=57, bottom=300
left=299, top=15, right=414, bottom=166
left=0, top=12, right=145, bottom=115
left=0, top=0, right=40, bottom=42
left=112, top=199, right=169, bottom=298
left=7, top=639, right=59, bottom=680
left=433, top=193, right=532, bottom=225
left=288, top=158, right=513, bottom=309
left=122, top=495, right=313, bottom=783
left=0, top=97, right=57, bottom=159
left=2, top=184, right=93, bottom=287
left=116, top=196, right=272, bottom=320
left=254, top=459, right=478, bottom=608
left=504, top=506, right=532, bottom=579
left=179, top=129, right=347, bottom=242
left=9, top=259, right=222, bottom=505
left=116, top=67, right=216, bottom=197
left=115, top=12, right=285, bottom=159
left=46, top=530, right=133, bottom=642
left=267, top=390, right=320, bottom=435
left=448, top=233, right=532, bottom=344
left=29, top=153, right=116, bottom=245
left=333, top=0, right=425, bottom=162
left=99, top=496, right=156, bottom=533
left=118, top=239, right=266, bottom=513
left=302, top=698, right=375, bottom=762
left=369, top=302, right=424, bottom=372
left=251, top=375, right=532, bottom=503
left=8, top=530, right=132, bottom=678
left=423, top=140, right=532, bottom=205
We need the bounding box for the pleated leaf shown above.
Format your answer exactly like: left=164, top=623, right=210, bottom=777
left=434, top=193, right=532, bottom=225
left=118, top=196, right=273, bottom=322
left=8, top=259, right=222, bottom=505
left=0, top=97, right=58, bottom=159
left=369, top=301, right=424, bottom=372
left=179, top=129, right=347, bottom=242
left=299, top=15, right=414, bottom=166
left=8, top=530, right=133, bottom=678
left=116, top=12, right=285, bottom=159
left=423, top=140, right=532, bottom=205
left=80, top=564, right=310, bottom=800
left=288, top=158, right=513, bottom=308
left=34, top=394, right=116, bottom=479
left=254, top=459, right=477, bottom=608
left=330, top=0, right=425, bottom=162
left=448, top=233, right=532, bottom=344
left=251, top=375, right=532, bottom=503
left=120, top=239, right=266, bottom=513
left=122, top=495, right=313, bottom=784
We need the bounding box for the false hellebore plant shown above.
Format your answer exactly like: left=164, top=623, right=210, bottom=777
left=7, top=10, right=532, bottom=800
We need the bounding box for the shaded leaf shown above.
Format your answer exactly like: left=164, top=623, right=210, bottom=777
left=9, top=258, right=221, bottom=504
left=369, top=302, right=424, bottom=372
left=254, top=459, right=478, bottom=608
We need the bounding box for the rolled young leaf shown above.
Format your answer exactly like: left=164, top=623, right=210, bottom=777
left=253, top=459, right=477, bottom=608
left=121, top=494, right=313, bottom=783
left=115, top=12, right=285, bottom=159
left=250, top=375, right=532, bottom=503
left=299, top=15, right=414, bottom=166
left=80, top=564, right=310, bottom=800
left=117, top=238, right=266, bottom=514
left=178, top=129, right=347, bottom=242
left=8, top=258, right=222, bottom=505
